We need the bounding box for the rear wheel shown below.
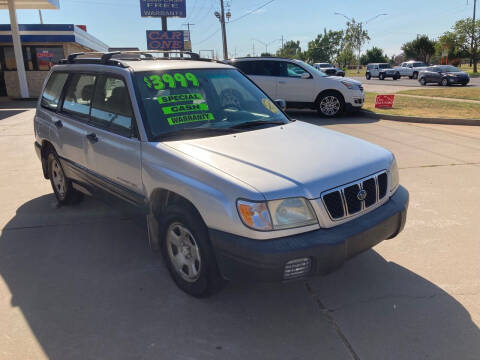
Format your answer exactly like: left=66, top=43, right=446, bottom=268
left=365, top=73, right=371, bottom=80
left=394, top=73, right=400, bottom=80
left=441, top=78, right=449, bottom=86
left=419, top=78, right=427, bottom=86
left=413, top=72, right=419, bottom=79
left=161, top=204, right=225, bottom=297
left=379, top=73, right=385, bottom=80
left=317, top=91, right=345, bottom=117
left=47, top=152, right=83, bottom=205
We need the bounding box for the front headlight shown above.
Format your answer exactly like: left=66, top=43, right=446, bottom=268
left=389, top=156, right=400, bottom=194
left=237, top=198, right=317, bottom=231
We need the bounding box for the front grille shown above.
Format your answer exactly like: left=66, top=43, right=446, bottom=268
left=322, top=171, right=388, bottom=221
left=358, top=85, right=364, bottom=91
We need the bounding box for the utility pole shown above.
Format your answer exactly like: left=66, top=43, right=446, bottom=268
left=281, top=35, right=284, bottom=49
left=219, top=0, right=228, bottom=59
left=38, top=10, right=43, bottom=24
left=471, top=0, right=477, bottom=72
left=182, top=22, right=194, bottom=52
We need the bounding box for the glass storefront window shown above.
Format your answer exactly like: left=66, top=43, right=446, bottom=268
left=35, top=47, right=64, bottom=71
left=0, top=46, right=64, bottom=71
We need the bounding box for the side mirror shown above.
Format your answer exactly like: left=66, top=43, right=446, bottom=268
left=301, top=72, right=311, bottom=79
left=274, top=99, right=287, bottom=111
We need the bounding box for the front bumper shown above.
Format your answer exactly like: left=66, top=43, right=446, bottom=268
left=210, top=186, right=408, bottom=282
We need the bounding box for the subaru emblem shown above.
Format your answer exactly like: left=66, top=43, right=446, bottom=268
left=357, top=189, right=367, bottom=201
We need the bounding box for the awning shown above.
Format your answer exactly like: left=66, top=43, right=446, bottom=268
left=0, top=0, right=59, bottom=9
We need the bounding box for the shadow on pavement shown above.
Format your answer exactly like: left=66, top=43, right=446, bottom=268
left=0, top=195, right=479, bottom=359
left=286, top=109, right=379, bottom=126
left=0, top=109, right=29, bottom=121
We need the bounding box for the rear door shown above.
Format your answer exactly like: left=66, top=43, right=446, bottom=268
left=55, top=73, right=97, bottom=168
left=83, top=74, right=143, bottom=203
left=236, top=60, right=279, bottom=98
left=275, top=61, right=316, bottom=103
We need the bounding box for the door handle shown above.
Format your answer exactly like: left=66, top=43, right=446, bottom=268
left=53, top=120, right=63, bottom=129
left=86, top=133, right=98, bottom=143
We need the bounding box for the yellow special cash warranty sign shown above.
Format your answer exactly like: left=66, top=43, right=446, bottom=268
left=262, top=98, right=280, bottom=114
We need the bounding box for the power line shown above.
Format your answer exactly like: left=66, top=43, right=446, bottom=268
left=229, top=0, right=276, bottom=24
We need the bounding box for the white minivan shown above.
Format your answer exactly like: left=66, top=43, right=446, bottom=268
left=227, top=57, right=364, bottom=117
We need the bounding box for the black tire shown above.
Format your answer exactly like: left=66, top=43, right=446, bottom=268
left=462, top=83, right=467, bottom=86
left=440, top=78, right=449, bottom=87
left=419, top=78, right=427, bottom=86
left=409, top=76, right=413, bottom=79
left=160, top=203, right=225, bottom=298
left=317, top=91, right=345, bottom=117
left=379, top=73, right=385, bottom=80
left=413, top=72, right=419, bottom=79
left=47, top=152, right=83, bottom=205
left=365, top=73, right=371, bottom=80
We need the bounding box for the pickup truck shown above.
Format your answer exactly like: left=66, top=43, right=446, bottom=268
left=394, top=61, right=428, bottom=79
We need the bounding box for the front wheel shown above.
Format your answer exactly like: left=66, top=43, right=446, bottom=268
left=366, top=73, right=371, bottom=80
left=317, top=92, right=345, bottom=117
left=419, top=78, right=427, bottom=86
left=441, top=78, right=449, bottom=86
left=413, top=72, right=419, bottom=79
left=161, top=204, right=225, bottom=297
left=47, top=152, right=83, bottom=205
left=379, top=73, right=385, bottom=80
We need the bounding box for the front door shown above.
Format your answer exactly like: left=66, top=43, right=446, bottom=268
left=275, top=62, right=316, bottom=103
left=84, top=75, right=143, bottom=202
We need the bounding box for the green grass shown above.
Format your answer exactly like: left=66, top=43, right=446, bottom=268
left=344, top=67, right=366, bottom=77
left=363, top=92, right=480, bottom=119
left=397, top=88, right=480, bottom=101
left=458, top=64, right=480, bottom=77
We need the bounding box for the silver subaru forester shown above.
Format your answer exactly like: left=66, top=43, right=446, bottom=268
left=34, top=51, right=408, bottom=297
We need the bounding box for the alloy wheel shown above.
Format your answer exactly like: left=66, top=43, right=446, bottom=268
left=320, top=96, right=341, bottom=116
left=51, top=158, right=66, bottom=200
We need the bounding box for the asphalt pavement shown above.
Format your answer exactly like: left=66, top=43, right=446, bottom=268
left=0, top=104, right=479, bottom=360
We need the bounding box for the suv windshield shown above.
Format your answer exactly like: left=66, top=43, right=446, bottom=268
left=135, top=69, right=289, bottom=140
left=379, top=64, right=391, bottom=69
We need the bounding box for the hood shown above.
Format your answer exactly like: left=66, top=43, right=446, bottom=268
left=164, top=121, right=392, bottom=200
left=325, top=76, right=361, bottom=86
left=448, top=71, right=469, bottom=77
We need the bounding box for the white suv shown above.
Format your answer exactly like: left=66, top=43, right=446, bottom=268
left=226, top=57, right=364, bottom=117
left=34, top=51, right=408, bottom=297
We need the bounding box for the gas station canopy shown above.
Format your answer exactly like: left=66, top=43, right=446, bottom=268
left=0, top=0, right=59, bottom=9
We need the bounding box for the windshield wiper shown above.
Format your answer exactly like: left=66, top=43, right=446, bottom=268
left=229, top=120, right=286, bottom=130
left=152, top=127, right=238, bottom=141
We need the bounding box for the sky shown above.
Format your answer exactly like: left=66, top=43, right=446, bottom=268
left=0, top=0, right=475, bottom=59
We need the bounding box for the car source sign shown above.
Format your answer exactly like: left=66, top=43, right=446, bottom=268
left=140, top=0, right=186, bottom=18
left=146, top=30, right=184, bottom=50
left=375, top=95, right=395, bottom=109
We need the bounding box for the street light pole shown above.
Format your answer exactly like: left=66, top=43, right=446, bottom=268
left=471, top=0, right=477, bottom=72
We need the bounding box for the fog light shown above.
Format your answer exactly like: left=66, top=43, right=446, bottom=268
left=283, top=258, right=312, bottom=280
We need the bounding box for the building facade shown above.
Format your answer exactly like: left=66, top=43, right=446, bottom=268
left=0, top=24, right=109, bottom=98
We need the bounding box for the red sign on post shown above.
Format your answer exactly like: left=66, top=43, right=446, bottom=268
left=375, top=95, right=395, bottom=108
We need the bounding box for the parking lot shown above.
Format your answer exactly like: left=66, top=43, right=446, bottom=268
left=0, top=103, right=479, bottom=360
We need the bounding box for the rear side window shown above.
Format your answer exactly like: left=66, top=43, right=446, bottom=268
left=62, top=74, right=96, bottom=120
left=241, top=61, right=281, bottom=76
left=90, top=76, right=134, bottom=137
left=41, top=72, right=68, bottom=111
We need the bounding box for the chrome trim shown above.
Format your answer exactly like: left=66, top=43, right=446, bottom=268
left=321, top=170, right=388, bottom=222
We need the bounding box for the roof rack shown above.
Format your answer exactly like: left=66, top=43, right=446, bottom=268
left=60, top=50, right=205, bottom=66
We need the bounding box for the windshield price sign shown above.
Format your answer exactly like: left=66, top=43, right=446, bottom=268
left=140, top=0, right=186, bottom=18
left=147, top=30, right=184, bottom=50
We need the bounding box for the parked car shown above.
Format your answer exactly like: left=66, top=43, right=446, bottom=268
left=394, top=61, right=428, bottom=79
left=226, top=57, right=364, bottom=117
left=313, top=63, right=345, bottom=77
left=34, top=51, right=408, bottom=297
left=366, top=63, right=400, bottom=80
left=418, top=65, right=470, bottom=86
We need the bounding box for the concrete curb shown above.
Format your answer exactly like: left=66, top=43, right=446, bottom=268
left=360, top=110, right=480, bottom=126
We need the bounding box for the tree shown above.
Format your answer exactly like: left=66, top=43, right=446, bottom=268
left=276, top=40, right=303, bottom=59
left=304, top=29, right=344, bottom=63
left=360, top=46, right=389, bottom=65
left=344, top=19, right=370, bottom=73
left=336, top=47, right=355, bottom=68
left=260, top=52, right=273, bottom=57
left=452, top=18, right=480, bottom=72
left=401, top=35, right=436, bottom=64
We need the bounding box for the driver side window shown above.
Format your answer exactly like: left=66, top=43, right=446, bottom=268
left=285, top=63, right=309, bottom=78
